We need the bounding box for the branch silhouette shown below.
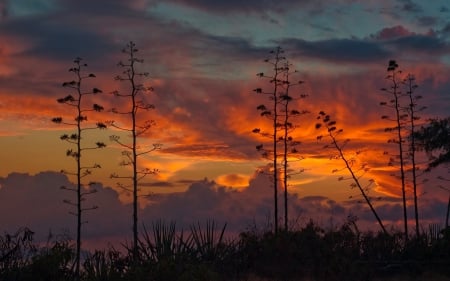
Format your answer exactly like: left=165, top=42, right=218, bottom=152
left=316, top=111, right=387, bottom=235
left=51, top=57, right=106, bottom=280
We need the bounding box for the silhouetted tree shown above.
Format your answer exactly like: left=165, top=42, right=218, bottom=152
left=415, top=117, right=450, bottom=169
left=252, top=47, right=284, bottom=233
left=380, top=60, right=408, bottom=240
left=252, top=47, right=307, bottom=232
left=108, top=41, right=160, bottom=261
left=415, top=117, right=450, bottom=228
left=51, top=57, right=106, bottom=280
left=278, top=60, right=308, bottom=231
left=439, top=179, right=450, bottom=229
left=316, top=111, right=387, bottom=234
left=403, top=73, right=426, bottom=238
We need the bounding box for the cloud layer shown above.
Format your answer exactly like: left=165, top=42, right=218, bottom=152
left=1, top=171, right=448, bottom=248
left=0, top=0, right=449, bottom=244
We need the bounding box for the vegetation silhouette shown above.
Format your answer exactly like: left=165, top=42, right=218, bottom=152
left=415, top=117, right=450, bottom=229
left=381, top=60, right=430, bottom=239
left=51, top=57, right=107, bottom=280
left=380, top=60, right=409, bottom=241
left=107, top=41, right=161, bottom=262
left=415, top=117, right=450, bottom=169
left=316, top=111, right=387, bottom=235
left=277, top=59, right=308, bottom=232
left=252, top=47, right=308, bottom=232
left=403, top=73, right=425, bottom=238
left=252, top=46, right=284, bottom=234
left=1, top=221, right=450, bottom=280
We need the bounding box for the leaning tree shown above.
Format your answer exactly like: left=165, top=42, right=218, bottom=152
left=316, top=111, right=387, bottom=234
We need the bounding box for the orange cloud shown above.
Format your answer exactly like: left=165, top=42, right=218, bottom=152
left=215, top=173, right=249, bottom=189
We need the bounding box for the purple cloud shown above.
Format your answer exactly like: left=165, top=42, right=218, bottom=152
left=1, top=170, right=448, bottom=249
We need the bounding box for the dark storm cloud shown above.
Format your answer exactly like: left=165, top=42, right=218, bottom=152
left=25, top=25, right=115, bottom=60
left=441, top=23, right=450, bottom=34
left=369, top=25, right=450, bottom=56
left=280, top=27, right=450, bottom=64
left=193, top=33, right=267, bottom=62
left=417, top=16, right=438, bottom=26
left=0, top=0, right=160, bottom=63
left=396, top=0, right=422, bottom=14
left=386, top=34, right=450, bottom=54
left=162, top=0, right=316, bottom=14
left=42, top=0, right=152, bottom=17
left=280, top=38, right=390, bottom=63
left=0, top=16, right=116, bottom=61
left=440, top=6, right=449, bottom=13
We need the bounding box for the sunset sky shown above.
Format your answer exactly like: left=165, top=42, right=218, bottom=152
left=0, top=0, right=449, bottom=246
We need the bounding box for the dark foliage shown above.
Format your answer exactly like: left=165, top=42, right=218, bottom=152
left=414, top=117, right=450, bottom=169
left=1, top=221, right=450, bottom=281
